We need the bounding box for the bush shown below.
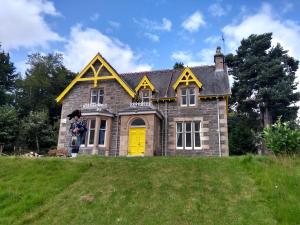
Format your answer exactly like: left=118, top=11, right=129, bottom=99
left=263, top=118, right=300, bottom=154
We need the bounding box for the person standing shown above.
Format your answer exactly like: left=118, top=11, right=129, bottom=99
left=68, top=110, right=87, bottom=158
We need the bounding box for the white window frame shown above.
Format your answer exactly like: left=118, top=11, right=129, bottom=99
left=180, top=88, right=196, bottom=107
left=193, top=122, right=202, bottom=149
left=98, top=119, right=107, bottom=147
left=87, top=119, right=96, bottom=147
left=141, top=89, right=151, bottom=103
left=181, top=89, right=187, bottom=106
left=90, top=89, right=98, bottom=104
left=176, top=121, right=202, bottom=150
left=176, top=122, right=184, bottom=150
left=185, top=122, right=193, bottom=150
left=189, top=89, right=196, bottom=106
left=98, top=88, right=104, bottom=104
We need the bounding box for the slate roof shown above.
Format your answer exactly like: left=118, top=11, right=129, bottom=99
left=119, top=66, right=231, bottom=98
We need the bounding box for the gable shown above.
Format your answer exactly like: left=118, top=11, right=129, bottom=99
left=135, top=75, right=155, bottom=92
left=56, top=53, right=135, bottom=103
left=172, top=67, right=202, bottom=90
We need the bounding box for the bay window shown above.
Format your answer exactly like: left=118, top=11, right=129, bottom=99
left=176, top=121, right=202, bottom=150
left=98, top=120, right=107, bottom=146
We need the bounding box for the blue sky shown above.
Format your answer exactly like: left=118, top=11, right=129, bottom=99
left=1, top=0, right=300, bottom=77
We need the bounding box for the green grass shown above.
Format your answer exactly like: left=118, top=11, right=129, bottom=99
left=0, top=156, right=299, bottom=225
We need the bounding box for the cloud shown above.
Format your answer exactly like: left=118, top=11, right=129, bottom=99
left=133, top=17, right=172, bottom=31
left=171, top=48, right=215, bottom=67
left=108, top=21, right=120, bottom=29
left=208, top=2, right=231, bottom=17
left=62, top=25, right=151, bottom=73
left=144, top=33, right=160, bottom=42
left=182, top=11, right=205, bottom=32
left=282, top=2, right=294, bottom=14
left=0, top=0, right=63, bottom=50
left=90, top=13, right=100, bottom=21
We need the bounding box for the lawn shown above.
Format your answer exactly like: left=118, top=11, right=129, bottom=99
left=0, top=156, right=299, bottom=225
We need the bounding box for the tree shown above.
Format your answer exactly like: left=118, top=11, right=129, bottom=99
left=228, top=112, right=259, bottom=155
left=173, top=62, right=184, bottom=69
left=16, top=53, right=75, bottom=121
left=0, top=45, right=19, bottom=105
left=17, top=111, right=57, bottom=153
left=226, top=33, right=299, bottom=128
left=0, top=105, right=18, bottom=152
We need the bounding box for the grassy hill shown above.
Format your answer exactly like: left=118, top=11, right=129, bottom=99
left=0, top=156, right=299, bottom=225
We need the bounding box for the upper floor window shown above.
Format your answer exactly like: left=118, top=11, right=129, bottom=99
left=141, top=89, right=151, bottom=103
left=90, top=88, right=104, bottom=104
left=181, top=88, right=196, bottom=106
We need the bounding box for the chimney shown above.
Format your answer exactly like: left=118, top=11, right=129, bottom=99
left=214, top=46, right=225, bottom=71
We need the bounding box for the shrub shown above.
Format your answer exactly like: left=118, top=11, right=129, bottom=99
left=263, top=118, right=300, bottom=154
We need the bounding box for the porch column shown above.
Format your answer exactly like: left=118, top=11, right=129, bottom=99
left=92, top=116, right=100, bottom=155
left=105, top=118, right=112, bottom=156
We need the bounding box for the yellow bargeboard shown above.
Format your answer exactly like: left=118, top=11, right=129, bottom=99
left=128, top=127, right=146, bottom=156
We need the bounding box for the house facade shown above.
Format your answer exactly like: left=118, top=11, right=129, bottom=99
left=56, top=47, right=231, bottom=156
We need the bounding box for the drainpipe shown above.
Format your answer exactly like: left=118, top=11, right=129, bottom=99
left=217, top=98, right=222, bottom=157
left=164, top=101, right=168, bottom=156
left=115, top=115, right=119, bottom=157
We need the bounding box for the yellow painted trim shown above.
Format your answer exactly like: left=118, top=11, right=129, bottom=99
left=56, top=53, right=135, bottom=103
left=135, top=75, right=155, bottom=92
left=78, top=76, right=115, bottom=81
left=172, top=67, right=202, bottom=90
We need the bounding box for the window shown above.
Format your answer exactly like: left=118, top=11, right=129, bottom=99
left=176, top=122, right=183, bottom=149
left=88, top=119, right=96, bottom=146
left=131, top=118, right=145, bottom=126
left=98, top=120, right=106, bottom=146
left=80, top=120, right=87, bottom=147
left=181, top=88, right=196, bottom=106
left=176, top=121, right=201, bottom=150
left=90, top=88, right=104, bottom=104
left=141, top=90, right=151, bottom=102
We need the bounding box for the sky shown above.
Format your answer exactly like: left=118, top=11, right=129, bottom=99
left=1, top=0, right=300, bottom=80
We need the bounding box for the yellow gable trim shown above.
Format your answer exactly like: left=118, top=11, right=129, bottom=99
left=172, top=67, right=202, bottom=90
left=135, top=75, right=155, bottom=92
left=56, top=53, right=135, bottom=103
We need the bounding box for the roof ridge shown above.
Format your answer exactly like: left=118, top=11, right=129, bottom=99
left=120, top=65, right=215, bottom=76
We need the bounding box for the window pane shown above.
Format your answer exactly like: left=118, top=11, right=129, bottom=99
left=189, top=88, right=195, bottom=94
left=99, top=88, right=104, bottom=95
left=186, top=133, right=192, bottom=147
left=182, top=89, right=187, bottom=95
left=189, top=94, right=195, bottom=105
left=89, top=130, right=95, bottom=145
left=143, top=91, right=149, bottom=97
left=91, top=90, right=97, bottom=96
left=131, top=118, right=145, bottom=126
left=81, top=132, right=86, bottom=146
left=177, top=123, right=183, bottom=132
left=90, top=120, right=96, bottom=129
left=185, top=122, right=192, bottom=132
left=195, top=133, right=201, bottom=147
left=100, top=120, right=106, bottom=129
left=99, top=130, right=105, bottom=145
left=194, top=122, right=200, bottom=132
left=98, top=96, right=104, bottom=104
left=177, top=133, right=183, bottom=147
left=181, top=96, right=187, bottom=105
left=142, top=97, right=150, bottom=102
left=91, top=95, right=97, bottom=103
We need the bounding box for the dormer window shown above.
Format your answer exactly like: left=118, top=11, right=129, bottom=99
left=181, top=88, right=196, bottom=106
left=141, top=89, right=151, bottom=102
left=90, top=88, right=104, bottom=104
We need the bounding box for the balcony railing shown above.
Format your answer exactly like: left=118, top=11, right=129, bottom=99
left=130, top=102, right=153, bottom=108
left=81, top=103, right=108, bottom=111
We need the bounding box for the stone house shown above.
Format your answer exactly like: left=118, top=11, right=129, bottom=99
left=56, top=47, right=231, bottom=156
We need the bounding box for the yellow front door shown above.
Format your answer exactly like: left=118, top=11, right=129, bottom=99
left=128, top=127, right=146, bottom=156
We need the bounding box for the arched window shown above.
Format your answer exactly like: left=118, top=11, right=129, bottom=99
left=131, top=118, right=145, bottom=126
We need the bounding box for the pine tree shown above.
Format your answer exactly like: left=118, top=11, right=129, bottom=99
left=226, top=33, right=299, bottom=128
